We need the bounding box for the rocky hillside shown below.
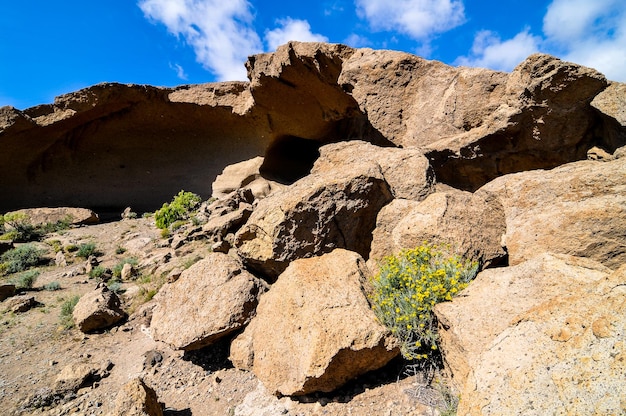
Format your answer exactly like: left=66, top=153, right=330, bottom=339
left=0, top=42, right=625, bottom=415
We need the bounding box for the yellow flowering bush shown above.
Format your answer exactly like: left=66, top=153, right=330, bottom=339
left=370, top=244, right=478, bottom=360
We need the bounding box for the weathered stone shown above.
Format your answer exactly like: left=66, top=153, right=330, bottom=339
left=230, top=249, right=399, bottom=396
left=55, top=250, right=67, bottom=267
left=212, top=157, right=275, bottom=200
left=311, top=141, right=435, bottom=201
left=111, top=378, right=163, bottom=416
left=369, top=189, right=506, bottom=268
left=202, top=204, right=253, bottom=241
left=235, top=162, right=393, bottom=279
left=150, top=253, right=267, bottom=350
left=479, top=157, right=626, bottom=269
left=436, top=255, right=626, bottom=415
left=54, top=362, right=104, bottom=393
left=0, top=283, right=16, bottom=301
left=121, top=263, right=134, bottom=280
left=3, top=295, right=37, bottom=313
left=72, top=285, right=126, bottom=333
left=5, top=207, right=99, bottom=227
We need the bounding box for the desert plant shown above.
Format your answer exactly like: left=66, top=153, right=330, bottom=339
left=369, top=244, right=478, bottom=361
left=0, top=244, right=47, bottom=275
left=1, top=213, right=40, bottom=242
left=115, top=246, right=127, bottom=255
left=154, top=190, right=202, bottom=230
left=46, top=239, right=63, bottom=253
left=12, top=269, right=40, bottom=289
left=107, top=279, right=123, bottom=294
left=43, top=281, right=62, bottom=291
left=75, top=242, right=97, bottom=258
left=59, top=295, right=80, bottom=329
left=89, top=266, right=106, bottom=280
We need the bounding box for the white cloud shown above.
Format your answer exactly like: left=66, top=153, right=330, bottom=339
left=344, top=33, right=372, bottom=48
left=455, top=29, right=541, bottom=71
left=543, top=0, right=626, bottom=81
left=138, top=0, right=262, bottom=81
left=354, top=0, right=465, bottom=40
left=169, top=62, right=188, bottom=80
left=264, top=18, right=329, bottom=51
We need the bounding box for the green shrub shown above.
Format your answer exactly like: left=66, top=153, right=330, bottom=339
left=113, top=257, right=138, bottom=279
left=46, top=239, right=63, bottom=253
left=59, top=295, right=80, bottom=329
left=107, top=279, right=123, bottom=293
left=89, top=266, right=106, bottom=280
left=1, top=213, right=41, bottom=242
left=75, top=242, right=97, bottom=258
left=64, top=244, right=78, bottom=253
left=115, top=246, right=127, bottom=255
left=43, top=281, right=62, bottom=291
left=154, top=190, right=202, bottom=230
left=12, top=269, right=40, bottom=289
left=369, top=244, right=478, bottom=361
left=0, top=244, right=47, bottom=275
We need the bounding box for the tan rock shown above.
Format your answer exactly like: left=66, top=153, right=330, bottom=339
left=111, top=378, right=163, bottom=416
left=150, top=253, right=267, bottom=350
left=121, top=263, right=134, bottom=280
left=368, top=189, right=506, bottom=269
left=212, top=156, right=274, bottom=200
left=5, top=207, right=99, bottom=227
left=235, top=162, right=393, bottom=279
left=72, top=285, right=126, bottom=333
left=230, top=249, right=399, bottom=396
left=3, top=295, right=37, bottom=313
left=437, top=258, right=626, bottom=415
left=591, top=82, right=626, bottom=152
left=479, top=157, right=626, bottom=269
left=311, top=141, right=435, bottom=201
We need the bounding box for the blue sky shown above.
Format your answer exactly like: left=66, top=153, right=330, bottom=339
left=1, top=0, right=625, bottom=110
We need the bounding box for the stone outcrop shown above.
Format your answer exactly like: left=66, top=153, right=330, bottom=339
left=435, top=254, right=626, bottom=415
left=211, top=156, right=282, bottom=200
left=230, top=249, right=399, bottom=396
left=479, top=156, right=626, bottom=269
left=368, top=189, right=506, bottom=268
left=235, top=162, right=393, bottom=279
left=72, top=285, right=126, bottom=332
left=111, top=378, right=163, bottom=416
left=150, top=253, right=267, bottom=350
left=5, top=207, right=99, bottom=226
left=591, top=82, right=626, bottom=150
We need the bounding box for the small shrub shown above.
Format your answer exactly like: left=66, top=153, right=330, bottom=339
left=1, top=213, right=41, bottom=242
left=115, top=246, right=127, bottom=255
left=369, top=244, right=478, bottom=361
left=113, top=257, right=138, bottom=279
left=75, top=242, right=97, bottom=259
left=0, top=244, right=47, bottom=275
left=59, top=295, right=80, bottom=329
left=107, top=280, right=123, bottom=294
left=64, top=244, right=78, bottom=253
left=154, top=190, right=202, bottom=230
left=43, top=281, right=62, bottom=291
left=160, top=228, right=170, bottom=239
left=46, top=239, right=63, bottom=253
left=38, top=217, right=72, bottom=234
left=12, top=269, right=40, bottom=289
left=89, top=266, right=106, bottom=280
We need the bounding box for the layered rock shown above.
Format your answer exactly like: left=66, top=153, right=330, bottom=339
left=479, top=156, right=626, bottom=269
left=235, top=161, right=393, bottom=279
left=150, top=253, right=267, bottom=350
left=230, top=249, right=398, bottom=396
left=368, top=189, right=506, bottom=268
left=435, top=255, right=626, bottom=415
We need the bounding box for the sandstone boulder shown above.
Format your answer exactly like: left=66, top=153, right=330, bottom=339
left=211, top=156, right=282, bottom=200
left=5, top=207, right=99, bottom=227
left=54, top=361, right=111, bottom=393
left=591, top=82, right=626, bottom=151
left=368, top=189, right=506, bottom=268
left=3, top=295, right=37, bottom=313
left=479, top=157, right=626, bottom=269
left=435, top=255, right=626, bottom=415
left=230, top=249, right=399, bottom=396
left=72, top=285, right=126, bottom=332
left=311, top=141, right=435, bottom=201
left=111, top=378, right=163, bottom=416
left=0, top=283, right=16, bottom=301
left=150, top=253, right=267, bottom=350
left=235, top=162, right=393, bottom=279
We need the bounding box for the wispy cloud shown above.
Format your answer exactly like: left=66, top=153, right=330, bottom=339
left=455, top=0, right=626, bottom=80
left=138, top=0, right=262, bottom=81
left=354, top=0, right=465, bottom=40
left=169, top=62, right=188, bottom=80
left=265, top=18, right=329, bottom=51
left=455, top=29, right=542, bottom=71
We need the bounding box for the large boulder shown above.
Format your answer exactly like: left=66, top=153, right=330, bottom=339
left=150, top=253, right=267, bottom=350
left=479, top=157, right=626, bottom=269
left=591, top=82, right=626, bottom=151
left=111, top=378, right=163, bottom=416
left=368, top=189, right=506, bottom=268
left=72, top=285, right=126, bottom=333
left=435, top=254, right=626, bottom=415
left=5, top=207, right=99, bottom=226
left=235, top=161, right=393, bottom=279
left=230, top=249, right=399, bottom=396
left=211, top=156, right=283, bottom=201
left=311, top=141, right=435, bottom=201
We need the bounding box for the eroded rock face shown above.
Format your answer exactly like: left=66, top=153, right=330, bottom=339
left=436, top=255, right=626, bottom=415
left=72, top=285, right=126, bottom=333
left=235, top=162, right=393, bottom=279
left=150, top=253, right=267, bottom=350
left=479, top=157, right=626, bottom=269
left=368, top=189, right=506, bottom=268
left=229, top=249, right=399, bottom=396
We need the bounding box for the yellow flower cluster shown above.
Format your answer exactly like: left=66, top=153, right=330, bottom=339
left=369, top=244, right=478, bottom=361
